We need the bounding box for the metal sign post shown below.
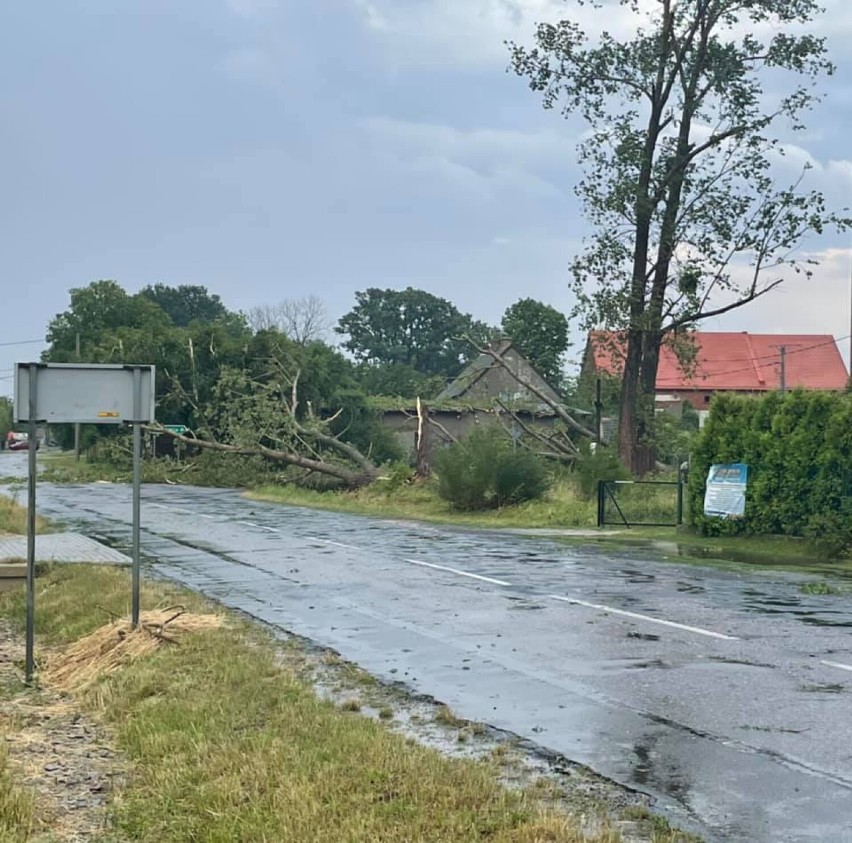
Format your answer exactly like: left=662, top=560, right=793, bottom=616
left=131, top=367, right=142, bottom=627
left=14, top=363, right=155, bottom=683
left=25, top=365, right=37, bottom=684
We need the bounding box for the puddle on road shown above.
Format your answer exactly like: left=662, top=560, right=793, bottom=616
left=626, top=631, right=660, bottom=642
left=630, top=732, right=691, bottom=803
left=675, top=581, right=705, bottom=594
left=623, top=659, right=671, bottom=671
left=505, top=598, right=546, bottom=611
left=617, top=568, right=656, bottom=585
left=706, top=656, right=776, bottom=669
left=740, top=588, right=852, bottom=627
left=739, top=724, right=809, bottom=734
left=798, top=683, right=845, bottom=694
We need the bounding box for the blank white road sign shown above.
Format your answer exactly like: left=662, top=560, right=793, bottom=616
left=14, top=363, right=155, bottom=424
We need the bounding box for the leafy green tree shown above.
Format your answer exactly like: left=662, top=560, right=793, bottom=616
left=337, top=288, right=491, bottom=378
left=45, top=280, right=172, bottom=359
left=510, top=0, right=848, bottom=473
left=139, top=284, right=229, bottom=328
left=501, top=299, right=569, bottom=387
left=43, top=281, right=393, bottom=486
left=0, top=397, right=12, bottom=442
left=357, top=363, right=445, bottom=400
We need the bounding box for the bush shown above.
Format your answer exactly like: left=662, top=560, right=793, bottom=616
left=379, top=462, right=416, bottom=494
left=805, top=511, right=852, bottom=560
left=434, top=426, right=550, bottom=511
left=574, top=442, right=630, bottom=499
left=653, top=410, right=699, bottom=467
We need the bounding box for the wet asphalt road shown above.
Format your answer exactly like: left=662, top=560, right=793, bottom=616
left=8, top=475, right=852, bottom=842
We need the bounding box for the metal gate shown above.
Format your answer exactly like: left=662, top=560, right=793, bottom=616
left=597, top=479, right=685, bottom=528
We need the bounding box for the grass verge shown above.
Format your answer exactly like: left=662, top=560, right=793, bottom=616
left=0, top=565, right=696, bottom=842
left=0, top=493, right=51, bottom=536
left=0, top=744, right=37, bottom=842
left=249, top=477, right=600, bottom=530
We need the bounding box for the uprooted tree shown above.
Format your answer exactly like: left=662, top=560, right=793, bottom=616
left=154, top=367, right=383, bottom=489
left=152, top=334, right=401, bottom=489
left=510, top=0, right=849, bottom=473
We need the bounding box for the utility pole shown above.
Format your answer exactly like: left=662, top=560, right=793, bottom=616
left=74, top=332, right=81, bottom=461
left=779, top=345, right=787, bottom=395
left=594, top=377, right=603, bottom=445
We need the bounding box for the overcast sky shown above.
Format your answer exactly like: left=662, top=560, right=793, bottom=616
left=1, top=0, right=850, bottom=396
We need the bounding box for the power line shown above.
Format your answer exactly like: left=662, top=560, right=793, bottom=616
left=699, top=335, right=847, bottom=366
left=680, top=335, right=851, bottom=380
left=0, top=339, right=43, bottom=348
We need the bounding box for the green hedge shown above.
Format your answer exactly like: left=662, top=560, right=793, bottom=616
left=688, top=390, right=851, bottom=537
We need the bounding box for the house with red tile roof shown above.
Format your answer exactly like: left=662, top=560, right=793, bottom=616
left=584, top=331, right=849, bottom=413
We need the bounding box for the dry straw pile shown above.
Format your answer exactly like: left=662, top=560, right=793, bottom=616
left=44, top=606, right=222, bottom=692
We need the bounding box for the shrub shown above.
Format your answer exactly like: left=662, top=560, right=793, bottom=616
left=379, top=462, right=416, bottom=494
left=434, top=426, right=550, bottom=511
left=574, top=442, right=630, bottom=499
left=805, top=511, right=852, bottom=560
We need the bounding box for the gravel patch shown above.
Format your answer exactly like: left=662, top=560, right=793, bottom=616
left=0, top=620, right=127, bottom=842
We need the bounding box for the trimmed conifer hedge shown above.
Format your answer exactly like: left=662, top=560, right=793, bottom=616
left=688, top=390, right=852, bottom=542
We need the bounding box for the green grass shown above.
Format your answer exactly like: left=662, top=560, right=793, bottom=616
left=249, top=476, right=600, bottom=530
left=799, top=581, right=846, bottom=595
left=39, top=452, right=146, bottom=484
left=0, top=493, right=52, bottom=536
left=0, top=743, right=37, bottom=842
left=0, top=565, right=667, bottom=843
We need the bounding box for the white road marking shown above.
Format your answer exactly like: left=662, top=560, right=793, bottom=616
left=312, top=537, right=359, bottom=549
left=820, top=660, right=852, bottom=673
left=549, top=595, right=739, bottom=640
left=405, top=558, right=512, bottom=587
left=150, top=502, right=193, bottom=515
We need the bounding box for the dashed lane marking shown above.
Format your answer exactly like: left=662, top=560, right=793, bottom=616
left=820, top=660, right=852, bottom=673
left=311, top=537, right=359, bottom=550
left=405, top=558, right=512, bottom=587
left=549, top=595, right=739, bottom=640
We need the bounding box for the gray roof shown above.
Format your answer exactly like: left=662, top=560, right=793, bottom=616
left=436, top=338, right=514, bottom=401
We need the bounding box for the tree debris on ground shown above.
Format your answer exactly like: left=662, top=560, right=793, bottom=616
left=44, top=607, right=222, bottom=692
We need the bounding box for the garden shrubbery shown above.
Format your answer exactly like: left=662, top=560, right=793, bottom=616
left=688, top=390, right=852, bottom=556
left=435, top=425, right=550, bottom=510
left=574, top=442, right=631, bottom=499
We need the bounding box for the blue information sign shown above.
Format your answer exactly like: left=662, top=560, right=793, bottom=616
left=704, top=463, right=748, bottom=519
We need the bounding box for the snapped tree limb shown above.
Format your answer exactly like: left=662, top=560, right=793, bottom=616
left=465, top=336, right=596, bottom=440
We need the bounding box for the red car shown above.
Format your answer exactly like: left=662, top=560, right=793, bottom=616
left=7, top=433, right=39, bottom=451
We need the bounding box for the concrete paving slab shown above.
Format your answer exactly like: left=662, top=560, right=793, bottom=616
left=0, top=533, right=130, bottom=565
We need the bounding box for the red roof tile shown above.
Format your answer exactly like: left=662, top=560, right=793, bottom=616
left=589, top=331, right=849, bottom=392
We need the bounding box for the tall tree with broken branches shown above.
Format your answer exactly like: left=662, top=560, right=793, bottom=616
left=510, top=0, right=848, bottom=473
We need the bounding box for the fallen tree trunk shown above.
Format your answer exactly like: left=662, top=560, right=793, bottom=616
left=149, top=426, right=378, bottom=489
